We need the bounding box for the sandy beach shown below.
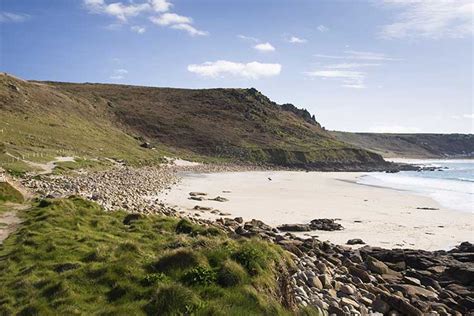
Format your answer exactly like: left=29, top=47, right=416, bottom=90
left=161, top=171, right=474, bottom=251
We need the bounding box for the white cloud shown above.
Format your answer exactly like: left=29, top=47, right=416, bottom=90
left=149, top=0, right=172, bottom=13
left=324, top=62, right=381, bottom=69
left=463, top=114, right=474, bottom=119
left=314, top=50, right=401, bottom=61
left=187, top=60, right=281, bottom=79
left=149, top=12, right=207, bottom=36
left=150, top=12, right=191, bottom=26
left=368, top=125, right=422, bottom=133
left=0, top=11, right=30, bottom=23
left=170, top=23, right=208, bottom=36
left=379, top=0, right=473, bottom=39
left=288, top=36, right=307, bottom=44
left=254, top=42, right=275, bottom=52
left=453, top=114, right=474, bottom=119
left=238, top=34, right=259, bottom=42
left=110, top=68, right=128, bottom=80
left=317, top=25, right=329, bottom=32
left=306, top=70, right=366, bottom=88
left=131, top=25, right=146, bottom=33
left=84, top=0, right=150, bottom=22
left=306, top=51, right=396, bottom=89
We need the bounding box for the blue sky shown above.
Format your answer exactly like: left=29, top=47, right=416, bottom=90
left=1, top=0, right=473, bottom=133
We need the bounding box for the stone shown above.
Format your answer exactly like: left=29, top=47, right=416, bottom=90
left=403, top=276, right=422, bottom=286
left=348, top=265, right=371, bottom=283
left=379, top=293, right=423, bottom=316
left=367, top=256, right=390, bottom=274
left=189, top=192, right=207, bottom=196
left=234, top=217, right=243, bottom=223
left=210, top=196, right=228, bottom=202
left=277, top=224, right=311, bottom=232
left=347, top=238, right=365, bottom=245
left=308, top=276, right=323, bottom=290
left=373, top=297, right=390, bottom=314
left=390, top=284, right=437, bottom=299
left=340, top=284, right=355, bottom=295
left=123, top=213, right=143, bottom=225
left=341, top=297, right=359, bottom=308
left=309, top=218, right=343, bottom=231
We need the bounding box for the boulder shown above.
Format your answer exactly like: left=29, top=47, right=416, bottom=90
left=347, top=238, right=365, bottom=245
left=310, top=218, right=343, bottom=231
left=379, top=293, right=423, bottom=316
left=367, top=256, right=390, bottom=274
left=277, top=224, right=311, bottom=232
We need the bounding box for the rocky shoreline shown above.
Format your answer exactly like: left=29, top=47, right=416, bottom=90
left=16, top=164, right=474, bottom=315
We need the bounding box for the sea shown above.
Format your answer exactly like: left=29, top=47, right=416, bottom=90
left=358, top=159, right=474, bottom=213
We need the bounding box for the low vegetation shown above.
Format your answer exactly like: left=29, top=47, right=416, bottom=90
left=0, top=197, right=306, bottom=315
left=0, top=182, right=23, bottom=204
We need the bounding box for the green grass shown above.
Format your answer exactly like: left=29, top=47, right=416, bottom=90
left=0, top=197, right=307, bottom=315
left=0, top=182, right=23, bottom=204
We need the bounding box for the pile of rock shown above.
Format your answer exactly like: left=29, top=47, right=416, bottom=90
left=213, top=217, right=473, bottom=315
left=21, top=166, right=179, bottom=215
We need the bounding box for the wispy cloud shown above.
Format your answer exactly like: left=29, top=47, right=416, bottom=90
left=187, top=60, right=281, bottom=79
left=149, top=12, right=207, bottom=36
left=110, top=68, right=128, bottom=80
left=452, top=113, right=474, bottom=120
left=131, top=25, right=146, bottom=34
left=306, top=70, right=366, bottom=89
left=150, top=12, right=191, bottom=26
left=314, top=50, right=401, bottom=61
left=238, top=34, right=259, bottom=42
left=169, top=23, right=208, bottom=36
left=83, top=0, right=207, bottom=36
left=0, top=11, right=30, bottom=23
left=288, top=36, right=307, bottom=44
left=254, top=42, right=275, bottom=52
left=309, top=50, right=399, bottom=88
left=317, top=25, right=329, bottom=32
left=378, top=0, right=473, bottom=39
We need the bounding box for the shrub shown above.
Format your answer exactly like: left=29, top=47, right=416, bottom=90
left=232, top=244, right=266, bottom=276
left=153, top=249, right=205, bottom=274
left=145, top=283, right=203, bottom=315
left=175, top=219, right=200, bottom=235
left=217, top=260, right=247, bottom=287
left=182, top=266, right=216, bottom=286
left=142, top=273, right=166, bottom=286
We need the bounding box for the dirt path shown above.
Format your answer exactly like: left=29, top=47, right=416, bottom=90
left=0, top=204, right=28, bottom=244
left=5, top=153, right=76, bottom=175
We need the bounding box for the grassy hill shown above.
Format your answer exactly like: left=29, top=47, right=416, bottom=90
left=332, top=132, right=474, bottom=159
left=0, top=73, right=388, bottom=172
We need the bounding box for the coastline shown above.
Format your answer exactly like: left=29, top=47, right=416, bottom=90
left=161, top=170, right=473, bottom=251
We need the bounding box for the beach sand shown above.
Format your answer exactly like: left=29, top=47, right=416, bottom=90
left=160, top=171, right=473, bottom=251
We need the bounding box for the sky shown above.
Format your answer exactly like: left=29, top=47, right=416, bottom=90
left=1, top=0, right=473, bottom=133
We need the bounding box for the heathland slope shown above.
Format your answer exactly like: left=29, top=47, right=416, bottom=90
left=332, top=132, right=474, bottom=159
left=0, top=73, right=388, bottom=171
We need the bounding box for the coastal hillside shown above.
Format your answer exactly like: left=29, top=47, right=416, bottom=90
left=332, top=132, right=474, bottom=159
left=0, top=73, right=388, bottom=172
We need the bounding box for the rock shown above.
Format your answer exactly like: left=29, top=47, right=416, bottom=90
left=390, top=284, right=437, bottom=300
left=123, top=213, right=143, bottom=225
left=366, top=256, right=390, bottom=274
left=234, top=217, right=243, bottom=223
left=403, top=276, right=422, bottom=286
left=328, top=305, right=345, bottom=316
left=308, top=276, right=323, bottom=290
left=210, top=196, right=228, bottom=202
left=189, top=192, right=207, bottom=196
left=341, top=297, right=359, bottom=308
left=347, top=238, right=365, bottom=245
left=277, top=224, right=311, bottom=232
left=348, top=265, right=371, bottom=283
left=189, top=196, right=205, bottom=201
left=373, top=297, right=390, bottom=314
left=310, top=218, right=343, bottom=231
left=318, top=273, right=332, bottom=289
left=140, top=142, right=152, bottom=148
left=379, top=293, right=423, bottom=316
left=340, top=284, right=355, bottom=295
left=193, top=205, right=212, bottom=211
